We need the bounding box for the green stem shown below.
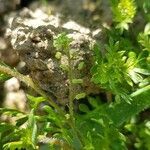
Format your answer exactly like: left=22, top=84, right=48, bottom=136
left=131, top=85, right=150, bottom=97
left=66, top=49, right=84, bottom=148
left=0, top=63, right=84, bottom=147
left=0, top=64, right=64, bottom=115
left=67, top=49, right=74, bottom=121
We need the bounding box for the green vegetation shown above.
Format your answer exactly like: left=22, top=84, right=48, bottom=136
left=0, top=0, right=150, bottom=149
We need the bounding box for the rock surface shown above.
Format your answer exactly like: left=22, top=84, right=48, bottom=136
left=0, top=0, right=20, bottom=16
left=8, top=8, right=100, bottom=105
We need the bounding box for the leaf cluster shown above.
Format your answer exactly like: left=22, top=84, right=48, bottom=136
left=111, top=0, right=136, bottom=31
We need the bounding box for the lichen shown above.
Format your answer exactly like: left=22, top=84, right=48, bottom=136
left=8, top=8, right=100, bottom=105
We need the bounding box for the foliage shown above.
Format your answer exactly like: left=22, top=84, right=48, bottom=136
left=138, top=23, right=150, bottom=51
left=0, top=0, right=150, bottom=150
left=0, top=73, right=9, bottom=81
left=125, top=119, right=150, bottom=149
left=91, top=40, right=149, bottom=103
left=111, top=0, right=136, bottom=31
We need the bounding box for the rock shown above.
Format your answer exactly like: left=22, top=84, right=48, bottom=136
left=0, top=0, right=20, bottom=16
left=0, top=0, right=20, bottom=66
left=2, top=77, right=27, bottom=124
left=4, top=77, right=20, bottom=92
left=8, top=8, right=100, bottom=105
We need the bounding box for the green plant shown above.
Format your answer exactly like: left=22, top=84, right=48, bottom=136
left=91, top=39, right=149, bottom=103
left=138, top=23, right=150, bottom=51
left=111, top=0, right=136, bottom=31
left=0, top=0, right=150, bottom=150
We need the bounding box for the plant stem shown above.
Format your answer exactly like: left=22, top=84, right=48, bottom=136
left=0, top=64, right=84, bottom=147
left=131, top=85, right=150, bottom=97
left=66, top=49, right=85, bottom=148
left=106, top=92, right=112, bottom=102
left=67, top=50, right=75, bottom=121
left=0, top=64, right=64, bottom=115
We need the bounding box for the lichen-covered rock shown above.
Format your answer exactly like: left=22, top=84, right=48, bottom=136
left=7, top=8, right=100, bottom=105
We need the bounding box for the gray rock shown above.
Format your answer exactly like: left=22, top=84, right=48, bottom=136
left=8, top=8, right=100, bottom=105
